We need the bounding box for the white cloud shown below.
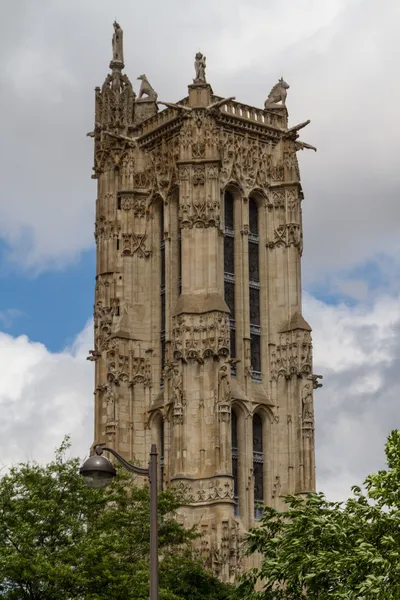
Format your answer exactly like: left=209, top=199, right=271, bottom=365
left=304, top=293, right=400, bottom=501
left=0, top=292, right=399, bottom=503
left=0, top=0, right=399, bottom=277
left=0, top=321, right=94, bottom=468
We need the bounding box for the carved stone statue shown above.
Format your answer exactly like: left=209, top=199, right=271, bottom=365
left=194, top=52, right=207, bottom=83
left=112, top=21, right=124, bottom=63
left=218, top=364, right=231, bottom=404
left=137, top=74, right=158, bottom=101
left=171, top=368, right=184, bottom=405
left=265, top=77, right=290, bottom=106
left=105, top=387, right=115, bottom=422
left=302, top=383, right=313, bottom=421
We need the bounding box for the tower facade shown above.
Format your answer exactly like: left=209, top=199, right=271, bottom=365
left=88, top=23, right=321, bottom=581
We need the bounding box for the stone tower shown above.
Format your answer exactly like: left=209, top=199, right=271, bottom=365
left=88, top=23, right=321, bottom=581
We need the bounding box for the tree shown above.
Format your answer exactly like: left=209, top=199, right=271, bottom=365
left=237, top=430, right=400, bottom=600
left=0, top=437, right=233, bottom=600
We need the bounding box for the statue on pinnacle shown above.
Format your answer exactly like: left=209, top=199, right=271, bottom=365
left=193, top=52, right=207, bottom=83
left=112, top=21, right=124, bottom=64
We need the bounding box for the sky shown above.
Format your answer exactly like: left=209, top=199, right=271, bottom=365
left=0, top=0, right=399, bottom=502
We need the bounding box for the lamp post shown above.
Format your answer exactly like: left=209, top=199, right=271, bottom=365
left=79, top=444, right=158, bottom=600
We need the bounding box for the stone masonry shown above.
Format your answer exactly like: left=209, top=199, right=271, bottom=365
left=87, top=22, right=322, bottom=582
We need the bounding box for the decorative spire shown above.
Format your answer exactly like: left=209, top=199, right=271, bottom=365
left=110, top=21, right=124, bottom=69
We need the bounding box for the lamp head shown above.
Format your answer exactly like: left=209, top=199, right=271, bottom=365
left=79, top=451, right=116, bottom=489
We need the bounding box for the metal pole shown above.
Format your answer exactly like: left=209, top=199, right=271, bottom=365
left=149, top=444, right=158, bottom=600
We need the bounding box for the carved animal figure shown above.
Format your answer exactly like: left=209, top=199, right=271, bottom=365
left=265, top=77, right=290, bottom=106
left=137, top=74, right=158, bottom=101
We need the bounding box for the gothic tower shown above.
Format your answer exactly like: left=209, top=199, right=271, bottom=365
left=88, top=23, right=321, bottom=581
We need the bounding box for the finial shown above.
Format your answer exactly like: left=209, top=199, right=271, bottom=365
left=193, top=52, right=207, bottom=84
left=111, top=21, right=124, bottom=67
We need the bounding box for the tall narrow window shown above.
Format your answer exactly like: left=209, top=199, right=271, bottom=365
left=248, top=198, right=261, bottom=381
left=231, top=410, right=239, bottom=516
left=224, top=191, right=236, bottom=370
left=253, top=413, right=264, bottom=519
left=178, top=231, right=182, bottom=295
left=160, top=419, right=165, bottom=490
left=160, top=206, right=166, bottom=380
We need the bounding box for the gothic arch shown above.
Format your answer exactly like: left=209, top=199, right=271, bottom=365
left=224, top=181, right=244, bottom=197
left=252, top=406, right=273, bottom=520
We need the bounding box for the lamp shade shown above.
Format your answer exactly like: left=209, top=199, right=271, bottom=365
left=79, top=454, right=116, bottom=489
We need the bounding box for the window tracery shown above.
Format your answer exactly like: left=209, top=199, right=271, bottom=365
left=224, top=191, right=236, bottom=366
left=248, top=198, right=261, bottom=380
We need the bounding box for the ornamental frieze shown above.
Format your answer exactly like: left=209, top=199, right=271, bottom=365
left=218, top=130, right=282, bottom=191
left=94, top=216, right=120, bottom=242
left=179, top=194, right=220, bottom=229
left=172, top=476, right=234, bottom=504
left=269, top=329, right=312, bottom=380
left=172, top=312, right=230, bottom=362
left=119, top=192, right=149, bottom=218
left=266, top=223, right=303, bottom=253
left=121, top=233, right=152, bottom=257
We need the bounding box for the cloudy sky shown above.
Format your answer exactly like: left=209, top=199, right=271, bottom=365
left=0, top=0, right=399, bottom=502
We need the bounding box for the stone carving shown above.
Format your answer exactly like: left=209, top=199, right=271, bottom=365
left=94, top=59, right=135, bottom=138
left=119, top=193, right=149, bottom=218
left=302, top=383, right=313, bottom=421
left=284, top=149, right=300, bottom=180
left=170, top=368, right=185, bottom=424
left=172, top=312, right=230, bottom=363
left=218, top=365, right=231, bottom=404
left=272, top=475, right=281, bottom=499
left=94, top=216, right=120, bottom=242
left=150, top=137, right=180, bottom=195
left=97, top=338, right=151, bottom=388
left=129, top=345, right=152, bottom=387
left=121, top=233, right=151, bottom=258
left=270, top=329, right=312, bottom=380
left=105, top=387, right=116, bottom=422
left=137, top=74, right=158, bottom=101
left=106, top=343, right=130, bottom=386
left=194, top=52, right=207, bottom=83
left=179, top=193, right=220, bottom=229
left=192, top=140, right=206, bottom=159
left=112, top=21, right=124, bottom=63
left=93, top=299, right=121, bottom=351
left=174, top=477, right=234, bottom=504
left=308, top=373, right=323, bottom=389
left=217, top=364, right=231, bottom=423
left=192, top=165, right=205, bottom=186
left=267, top=223, right=302, bottom=253
left=265, top=77, right=290, bottom=106
left=218, top=130, right=282, bottom=191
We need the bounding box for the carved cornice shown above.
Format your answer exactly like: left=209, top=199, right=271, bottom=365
left=172, top=312, right=230, bottom=363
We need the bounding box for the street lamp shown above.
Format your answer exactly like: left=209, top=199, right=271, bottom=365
left=80, top=444, right=159, bottom=600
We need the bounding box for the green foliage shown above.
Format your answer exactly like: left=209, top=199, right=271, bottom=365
left=237, top=430, right=400, bottom=600
left=0, top=437, right=233, bottom=600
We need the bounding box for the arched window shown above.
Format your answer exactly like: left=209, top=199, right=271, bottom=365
left=231, top=410, right=239, bottom=516
left=160, top=205, right=166, bottom=379
left=248, top=198, right=261, bottom=381
left=253, top=413, right=264, bottom=519
left=224, top=191, right=236, bottom=370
